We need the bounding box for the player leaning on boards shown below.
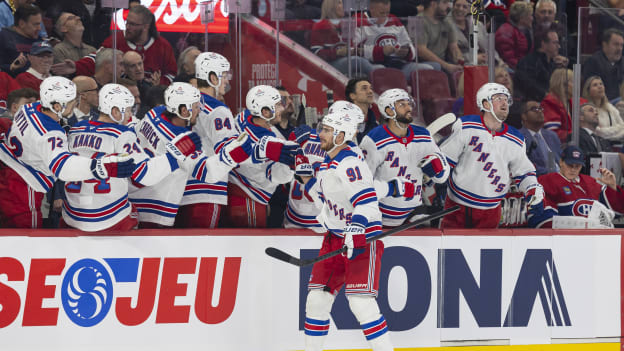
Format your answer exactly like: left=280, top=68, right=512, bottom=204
left=296, top=110, right=393, bottom=351
left=0, top=76, right=135, bottom=228
left=181, top=52, right=237, bottom=228
left=63, top=83, right=202, bottom=232
left=130, top=82, right=252, bottom=228
left=359, top=88, right=449, bottom=226
left=439, top=82, right=545, bottom=228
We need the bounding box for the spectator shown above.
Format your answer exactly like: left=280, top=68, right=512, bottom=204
left=51, top=5, right=177, bottom=85
left=117, top=77, right=141, bottom=119
left=15, top=40, right=52, bottom=90
left=356, top=0, right=431, bottom=81
left=122, top=51, right=154, bottom=107
left=136, top=84, right=166, bottom=121
left=274, top=86, right=296, bottom=139
left=0, top=71, right=20, bottom=114
left=577, top=102, right=614, bottom=155
left=582, top=76, right=624, bottom=142
left=515, top=28, right=568, bottom=101
left=175, top=45, right=200, bottom=83
left=0, top=5, right=43, bottom=76
left=93, top=48, right=123, bottom=88
left=345, top=76, right=378, bottom=142
left=534, top=0, right=557, bottom=31
left=52, top=12, right=95, bottom=63
left=0, top=87, right=37, bottom=119
left=0, top=0, right=46, bottom=37
left=45, top=0, right=95, bottom=46
left=450, top=0, right=493, bottom=65
left=495, top=1, right=533, bottom=69
left=310, top=0, right=378, bottom=77
left=495, top=65, right=523, bottom=128
left=537, top=145, right=624, bottom=229
left=542, top=68, right=587, bottom=143
left=582, top=28, right=624, bottom=101
left=520, top=100, right=561, bottom=175
left=69, top=75, right=98, bottom=125
left=416, top=0, right=463, bottom=73
left=101, top=5, right=176, bottom=84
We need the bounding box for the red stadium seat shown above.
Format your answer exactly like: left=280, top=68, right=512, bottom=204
left=369, top=67, right=408, bottom=95
left=412, top=70, right=454, bottom=126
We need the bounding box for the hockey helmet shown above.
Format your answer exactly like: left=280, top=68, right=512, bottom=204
left=164, top=82, right=201, bottom=120
left=99, top=83, right=135, bottom=124
left=246, top=85, right=282, bottom=120
left=377, top=88, right=414, bottom=119
left=195, top=52, right=231, bottom=89
left=40, top=76, right=77, bottom=118
left=328, top=100, right=364, bottom=124
left=476, top=82, right=512, bottom=112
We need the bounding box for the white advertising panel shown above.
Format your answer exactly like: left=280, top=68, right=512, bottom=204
left=0, top=234, right=619, bottom=350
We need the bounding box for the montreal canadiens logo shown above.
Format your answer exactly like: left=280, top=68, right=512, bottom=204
left=572, top=199, right=594, bottom=217
left=61, top=259, right=113, bottom=327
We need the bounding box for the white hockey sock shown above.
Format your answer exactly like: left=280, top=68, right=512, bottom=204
left=304, top=289, right=335, bottom=351
left=348, top=295, right=394, bottom=351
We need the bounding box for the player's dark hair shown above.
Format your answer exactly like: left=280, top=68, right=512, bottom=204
left=345, top=76, right=369, bottom=103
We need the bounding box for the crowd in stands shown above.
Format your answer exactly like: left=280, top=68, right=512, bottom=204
left=0, top=0, right=622, bottom=229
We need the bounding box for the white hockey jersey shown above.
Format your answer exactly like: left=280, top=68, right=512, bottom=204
left=0, top=102, right=108, bottom=193
left=304, top=145, right=382, bottom=238
left=131, top=106, right=233, bottom=226
left=63, top=119, right=179, bottom=231
left=284, top=132, right=327, bottom=232
left=360, top=124, right=448, bottom=226
left=183, top=92, right=237, bottom=206
left=229, top=110, right=294, bottom=205
left=440, top=115, right=538, bottom=209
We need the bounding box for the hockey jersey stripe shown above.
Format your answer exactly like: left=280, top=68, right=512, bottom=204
left=448, top=176, right=504, bottom=208
left=513, top=171, right=537, bottom=184
left=304, top=318, right=330, bottom=336
left=49, top=152, right=72, bottom=177
left=63, top=196, right=129, bottom=222
left=26, top=110, right=48, bottom=135
left=132, top=161, right=148, bottom=183
left=379, top=203, right=412, bottom=219
left=350, top=187, right=378, bottom=207
left=285, top=206, right=323, bottom=227
left=231, top=170, right=272, bottom=204
left=0, top=143, right=55, bottom=191
left=133, top=198, right=179, bottom=217
left=183, top=180, right=228, bottom=196
left=97, top=127, right=123, bottom=136
left=501, top=133, right=523, bottom=147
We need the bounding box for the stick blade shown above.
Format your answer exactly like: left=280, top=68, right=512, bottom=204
left=265, top=247, right=302, bottom=266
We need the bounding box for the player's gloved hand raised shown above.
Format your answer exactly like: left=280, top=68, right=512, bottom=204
left=388, top=177, right=416, bottom=198
left=294, top=150, right=313, bottom=178
left=220, top=132, right=252, bottom=167
left=418, top=153, right=446, bottom=179
left=254, top=135, right=298, bottom=165
left=90, top=154, right=135, bottom=180
left=288, top=124, right=312, bottom=146
left=166, top=131, right=202, bottom=161
left=342, top=223, right=367, bottom=259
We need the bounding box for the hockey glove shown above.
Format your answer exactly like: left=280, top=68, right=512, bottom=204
left=342, top=223, right=367, bottom=259
left=388, top=177, right=416, bottom=198
left=166, top=131, right=202, bottom=162
left=254, top=136, right=299, bottom=165
left=289, top=124, right=312, bottom=145
left=525, top=183, right=545, bottom=218
left=90, top=154, right=135, bottom=180
left=220, top=133, right=252, bottom=167
left=294, top=150, right=314, bottom=178
left=418, top=153, right=445, bottom=179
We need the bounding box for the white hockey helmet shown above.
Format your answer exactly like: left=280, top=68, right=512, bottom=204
left=164, top=82, right=201, bottom=120
left=99, top=83, right=135, bottom=124
left=476, top=82, right=512, bottom=112
left=246, top=85, right=282, bottom=120
left=195, top=52, right=231, bottom=89
left=40, top=76, right=77, bottom=118
left=321, top=110, right=359, bottom=147
left=328, top=100, right=364, bottom=124
left=377, top=88, right=413, bottom=119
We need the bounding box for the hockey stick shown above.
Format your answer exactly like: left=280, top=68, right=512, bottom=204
left=265, top=205, right=460, bottom=267
left=426, top=113, right=456, bottom=137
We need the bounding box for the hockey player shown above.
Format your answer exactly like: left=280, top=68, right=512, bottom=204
left=360, top=88, right=449, bottom=226
left=179, top=51, right=236, bottom=228
left=62, top=83, right=202, bottom=231
left=534, top=145, right=624, bottom=228
left=297, top=109, right=393, bottom=351
left=0, top=76, right=135, bottom=228
left=131, top=82, right=252, bottom=228
left=225, top=85, right=298, bottom=228
left=439, top=82, right=545, bottom=228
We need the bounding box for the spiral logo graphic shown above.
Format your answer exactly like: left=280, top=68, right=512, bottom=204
left=61, top=259, right=113, bottom=327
